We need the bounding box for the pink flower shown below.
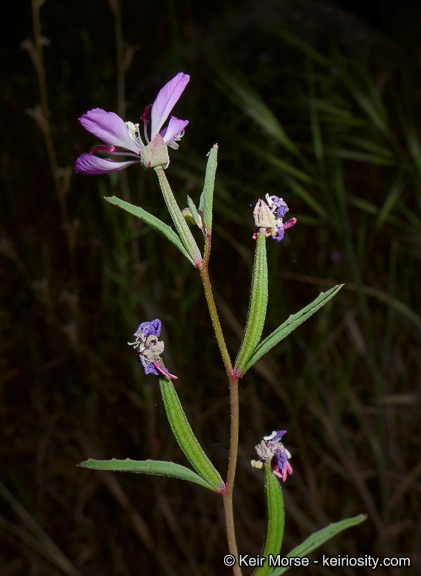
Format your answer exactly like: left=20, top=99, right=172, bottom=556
left=127, top=319, right=178, bottom=380
left=253, top=195, right=297, bottom=242
left=251, top=430, right=293, bottom=482
left=75, top=72, right=189, bottom=174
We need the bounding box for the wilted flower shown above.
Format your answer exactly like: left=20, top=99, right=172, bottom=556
left=127, top=319, right=177, bottom=380
left=251, top=430, right=293, bottom=482
left=75, top=72, right=189, bottom=174
left=253, top=194, right=297, bottom=242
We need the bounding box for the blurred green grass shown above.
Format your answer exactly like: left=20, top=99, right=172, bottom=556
left=1, top=0, right=420, bottom=574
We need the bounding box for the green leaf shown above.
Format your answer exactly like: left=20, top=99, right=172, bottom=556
left=235, top=232, right=268, bottom=375
left=78, top=458, right=213, bottom=490
left=243, top=285, right=343, bottom=373
left=253, top=465, right=285, bottom=576
left=159, top=378, right=224, bottom=491
left=105, top=195, right=194, bottom=264
left=199, top=144, right=218, bottom=234
left=268, top=514, right=367, bottom=575
left=186, top=195, right=203, bottom=229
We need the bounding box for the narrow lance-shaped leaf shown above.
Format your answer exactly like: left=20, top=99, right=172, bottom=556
left=253, top=464, right=285, bottom=576
left=78, top=458, right=214, bottom=490
left=235, top=232, right=268, bottom=375
left=155, top=166, right=203, bottom=266
left=199, top=144, right=218, bottom=234
left=105, top=195, right=194, bottom=264
left=243, top=284, right=343, bottom=374
left=159, top=378, right=225, bottom=492
left=186, top=195, right=203, bottom=229
left=268, top=514, right=367, bottom=576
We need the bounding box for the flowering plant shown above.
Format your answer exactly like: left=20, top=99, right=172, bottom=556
left=77, top=73, right=365, bottom=574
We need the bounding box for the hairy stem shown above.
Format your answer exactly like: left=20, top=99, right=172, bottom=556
left=199, top=235, right=241, bottom=574
left=223, top=374, right=241, bottom=575
left=199, top=238, right=232, bottom=376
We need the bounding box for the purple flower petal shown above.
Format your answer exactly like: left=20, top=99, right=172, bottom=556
left=269, top=430, right=287, bottom=442
left=139, top=356, right=161, bottom=376
left=79, top=108, right=140, bottom=153
left=134, top=319, right=161, bottom=339
left=75, top=153, right=137, bottom=175
left=275, top=448, right=288, bottom=470
left=272, top=224, right=285, bottom=242
left=269, top=196, right=289, bottom=218
left=161, top=116, right=189, bottom=145
left=151, top=73, right=190, bottom=138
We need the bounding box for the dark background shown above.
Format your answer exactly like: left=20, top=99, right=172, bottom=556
left=1, top=1, right=420, bottom=575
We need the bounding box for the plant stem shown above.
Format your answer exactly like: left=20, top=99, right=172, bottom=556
left=199, top=234, right=242, bottom=574
left=223, top=374, right=241, bottom=576
left=199, top=236, right=232, bottom=376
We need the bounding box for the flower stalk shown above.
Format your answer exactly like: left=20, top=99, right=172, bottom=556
left=155, top=167, right=203, bottom=267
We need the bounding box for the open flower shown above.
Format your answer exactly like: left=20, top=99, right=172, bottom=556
left=253, top=194, right=297, bottom=241
left=75, top=72, right=190, bottom=174
left=251, top=430, right=293, bottom=482
left=127, top=319, right=177, bottom=380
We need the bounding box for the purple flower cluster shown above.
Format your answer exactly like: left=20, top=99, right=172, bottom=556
left=75, top=73, right=189, bottom=174
left=128, top=319, right=177, bottom=380
left=253, top=194, right=297, bottom=242
left=252, top=429, right=293, bottom=482
left=265, top=194, right=297, bottom=242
